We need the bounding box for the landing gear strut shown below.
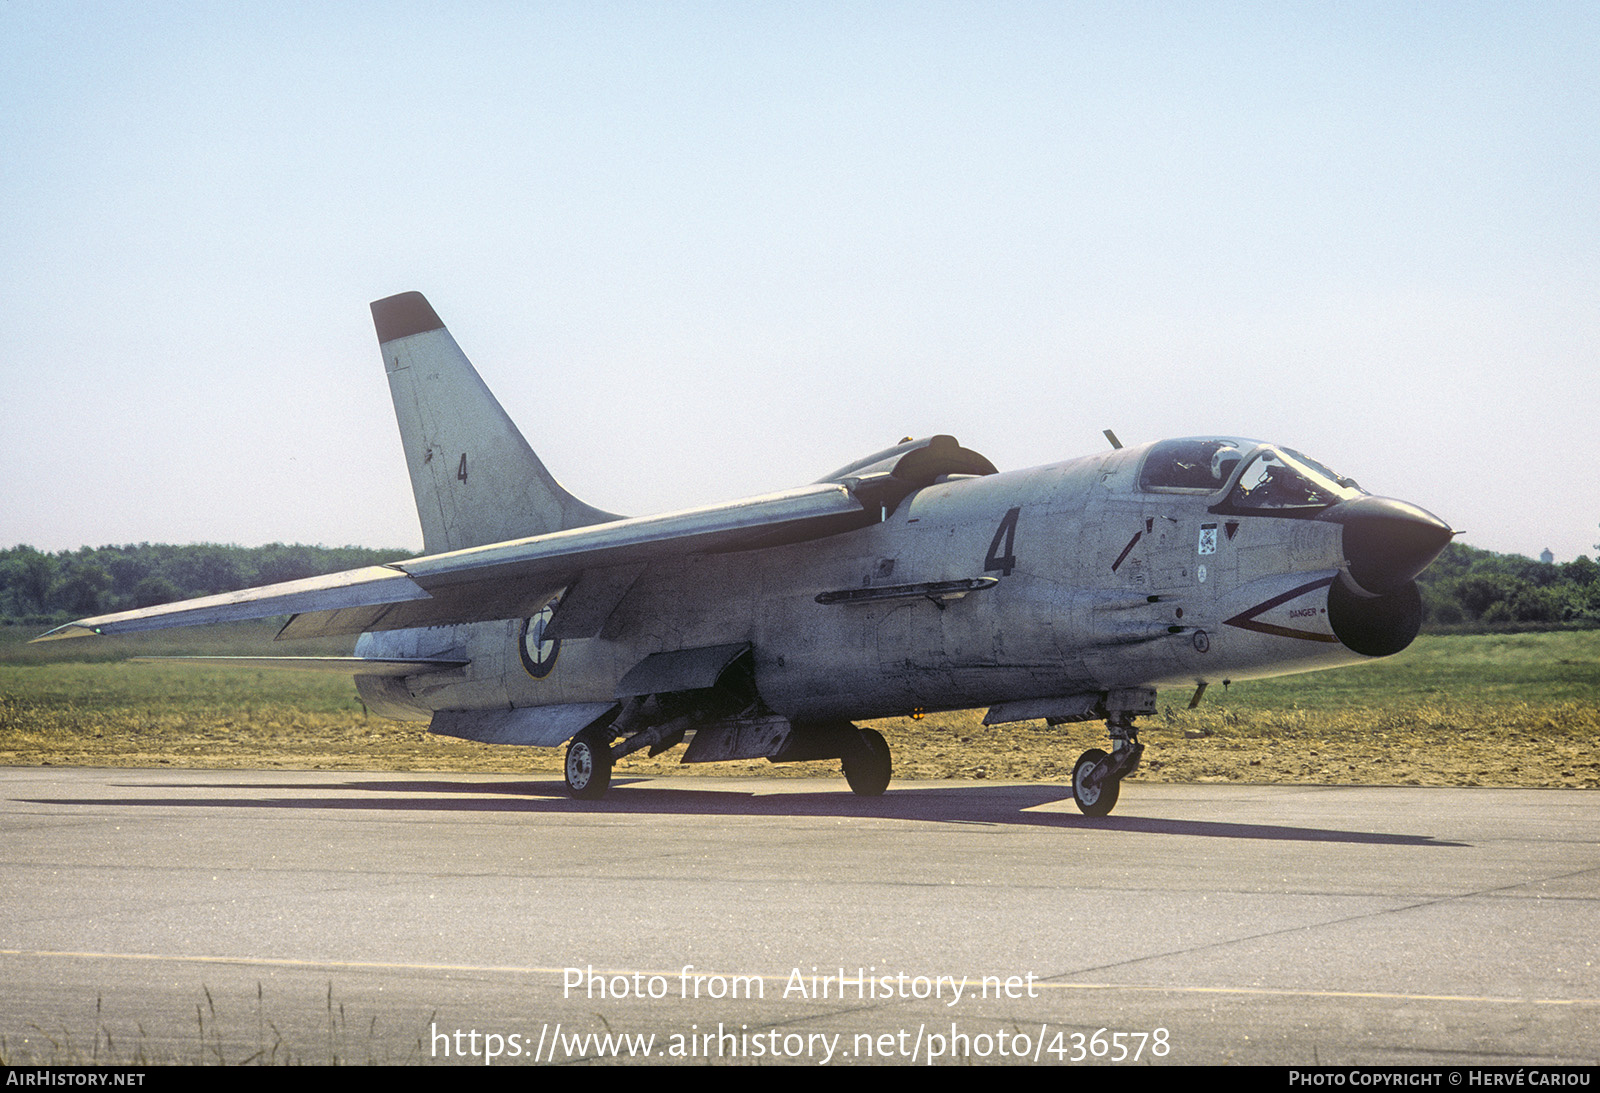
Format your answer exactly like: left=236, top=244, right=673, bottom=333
left=1072, top=710, right=1143, bottom=817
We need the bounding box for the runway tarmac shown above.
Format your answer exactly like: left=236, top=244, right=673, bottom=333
left=1, top=766, right=1595, bottom=1066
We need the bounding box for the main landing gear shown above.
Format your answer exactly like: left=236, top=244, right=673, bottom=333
left=840, top=726, right=892, bottom=797
left=561, top=717, right=895, bottom=800
left=1072, top=710, right=1144, bottom=817
left=564, top=725, right=614, bottom=800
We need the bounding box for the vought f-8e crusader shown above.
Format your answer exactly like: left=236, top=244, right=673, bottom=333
left=39, top=292, right=1453, bottom=815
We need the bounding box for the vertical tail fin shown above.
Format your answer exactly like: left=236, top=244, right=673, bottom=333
left=370, top=292, right=620, bottom=554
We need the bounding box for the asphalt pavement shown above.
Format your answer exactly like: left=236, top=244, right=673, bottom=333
left=1, top=767, right=1595, bottom=1066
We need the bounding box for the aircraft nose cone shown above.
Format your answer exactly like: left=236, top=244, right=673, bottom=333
left=1317, top=496, right=1453, bottom=595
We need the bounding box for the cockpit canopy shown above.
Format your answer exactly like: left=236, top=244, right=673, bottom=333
left=1139, top=437, right=1363, bottom=516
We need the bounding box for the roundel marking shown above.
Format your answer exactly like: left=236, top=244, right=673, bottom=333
left=519, top=603, right=560, bottom=678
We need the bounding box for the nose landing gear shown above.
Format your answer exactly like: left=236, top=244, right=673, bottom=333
left=1072, top=710, right=1144, bottom=817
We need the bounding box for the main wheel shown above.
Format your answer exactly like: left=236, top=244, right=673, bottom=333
left=841, top=727, right=892, bottom=797
left=564, top=727, right=613, bottom=800
left=1072, top=747, right=1119, bottom=817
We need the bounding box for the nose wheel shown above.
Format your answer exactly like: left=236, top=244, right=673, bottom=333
left=1072, top=711, right=1144, bottom=817
left=1072, top=748, right=1119, bottom=817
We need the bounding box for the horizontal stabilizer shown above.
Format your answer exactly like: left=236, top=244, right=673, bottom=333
left=129, top=656, right=468, bottom=676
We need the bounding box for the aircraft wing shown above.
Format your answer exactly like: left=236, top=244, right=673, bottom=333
left=33, top=483, right=870, bottom=643
left=32, top=566, right=428, bottom=641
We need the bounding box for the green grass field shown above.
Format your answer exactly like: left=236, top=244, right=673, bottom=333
left=2, top=623, right=1596, bottom=788
left=1211, top=629, right=1600, bottom=708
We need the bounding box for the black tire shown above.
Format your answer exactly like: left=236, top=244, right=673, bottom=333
left=1073, top=747, right=1119, bottom=817
left=564, top=727, right=613, bottom=800
left=841, top=727, right=892, bottom=797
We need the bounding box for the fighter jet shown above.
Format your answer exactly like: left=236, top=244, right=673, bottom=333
left=37, top=292, right=1454, bottom=815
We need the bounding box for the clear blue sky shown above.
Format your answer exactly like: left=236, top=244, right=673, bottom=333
left=4, top=2, right=1596, bottom=560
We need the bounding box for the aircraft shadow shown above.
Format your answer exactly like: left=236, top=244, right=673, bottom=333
left=31, top=776, right=1466, bottom=846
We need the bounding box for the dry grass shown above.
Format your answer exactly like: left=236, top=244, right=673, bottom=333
left=0, top=982, right=429, bottom=1066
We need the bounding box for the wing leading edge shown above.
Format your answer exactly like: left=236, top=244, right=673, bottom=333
left=33, top=483, right=870, bottom=643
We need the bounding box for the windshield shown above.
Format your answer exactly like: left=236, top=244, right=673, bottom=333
left=1223, top=448, right=1361, bottom=512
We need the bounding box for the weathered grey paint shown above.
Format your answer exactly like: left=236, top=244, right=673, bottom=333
left=38, top=292, right=1451, bottom=812
left=375, top=438, right=1374, bottom=730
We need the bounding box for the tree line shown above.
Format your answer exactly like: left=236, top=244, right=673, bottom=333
left=0, top=543, right=410, bottom=623
left=2, top=539, right=1596, bottom=631
left=1419, top=542, right=1598, bottom=628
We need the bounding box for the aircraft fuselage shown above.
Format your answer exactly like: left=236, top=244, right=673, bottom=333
left=45, top=292, right=1449, bottom=814
left=355, top=438, right=1392, bottom=728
